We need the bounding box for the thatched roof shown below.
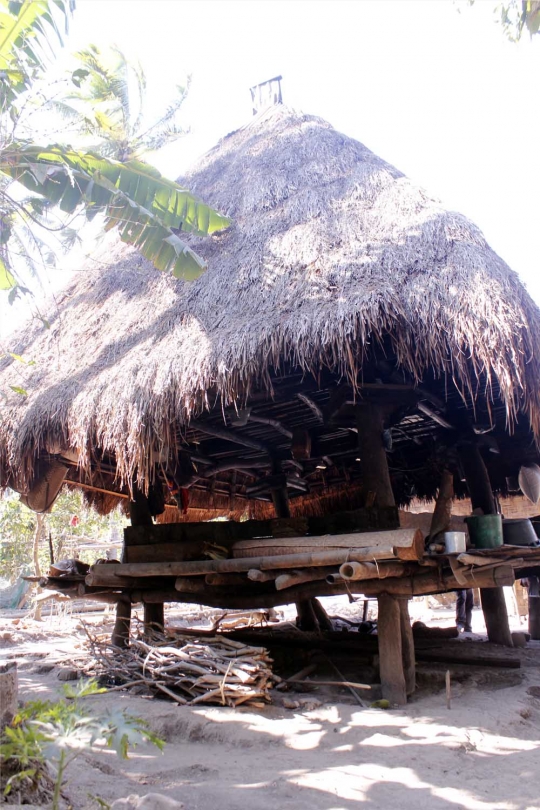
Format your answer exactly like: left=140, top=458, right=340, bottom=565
left=1, top=104, right=540, bottom=503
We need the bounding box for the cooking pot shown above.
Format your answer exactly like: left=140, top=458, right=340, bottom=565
left=502, top=518, right=539, bottom=547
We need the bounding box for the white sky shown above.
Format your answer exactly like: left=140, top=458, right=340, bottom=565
left=2, top=0, right=539, bottom=335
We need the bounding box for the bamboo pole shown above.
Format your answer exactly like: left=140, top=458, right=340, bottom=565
left=275, top=567, right=339, bottom=591
left=232, top=528, right=423, bottom=561
left=339, top=560, right=406, bottom=581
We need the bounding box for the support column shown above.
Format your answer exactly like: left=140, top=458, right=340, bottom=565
left=528, top=578, right=540, bottom=640
left=399, top=598, right=416, bottom=696
left=377, top=592, right=407, bottom=705
left=111, top=596, right=131, bottom=649
left=458, top=442, right=513, bottom=647
left=143, top=601, right=165, bottom=637
left=356, top=402, right=396, bottom=508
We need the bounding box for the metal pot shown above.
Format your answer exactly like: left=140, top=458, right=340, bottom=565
left=443, top=531, right=467, bottom=554
left=502, top=518, right=539, bottom=547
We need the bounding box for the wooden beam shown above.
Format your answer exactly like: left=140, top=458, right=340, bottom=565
left=194, top=423, right=270, bottom=453
left=249, top=414, right=293, bottom=439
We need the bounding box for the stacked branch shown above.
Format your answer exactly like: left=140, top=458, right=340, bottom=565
left=84, top=628, right=276, bottom=707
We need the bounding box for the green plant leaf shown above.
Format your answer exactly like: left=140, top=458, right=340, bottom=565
left=2, top=144, right=229, bottom=279
left=9, top=384, right=27, bottom=395
left=0, top=258, right=16, bottom=289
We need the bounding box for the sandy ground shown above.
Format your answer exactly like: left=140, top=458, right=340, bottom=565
left=1, top=596, right=540, bottom=810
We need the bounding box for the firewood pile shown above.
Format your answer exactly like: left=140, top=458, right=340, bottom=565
left=84, top=628, right=276, bottom=707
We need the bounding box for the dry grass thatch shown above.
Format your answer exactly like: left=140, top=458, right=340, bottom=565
left=1, top=105, right=540, bottom=491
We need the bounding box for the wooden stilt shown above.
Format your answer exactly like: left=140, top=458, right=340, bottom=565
left=111, top=596, right=131, bottom=648
left=144, top=602, right=164, bottom=637
left=112, top=485, right=152, bottom=647
left=295, top=599, right=319, bottom=631
left=529, top=596, right=540, bottom=640
left=458, top=442, right=512, bottom=646
left=399, top=598, right=416, bottom=695
left=377, top=592, right=407, bottom=705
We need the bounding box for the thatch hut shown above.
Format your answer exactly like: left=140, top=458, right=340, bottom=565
left=2, top=104, right=540, bottom=702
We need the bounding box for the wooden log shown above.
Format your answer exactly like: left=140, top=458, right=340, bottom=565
left=247, top=569, right=277, bottom=583
left=377, top=593, right=407, bottom=705
left=86, top=567, right=176, bottom=589
left=275, top=567, right=338, bottom=591
left=356, top=402, right=396, bottom=509
left=232, top=528, right=423, bottom=561
left=111, top=597, right=132, bottom=648
left=127, top=564, right=515, bottom=611
left=107, top=545, right=398, bottom=580
left=339, top=560, right=406, bottom=581
left=399, top=598, right=416, bottom=696
left=416, top=650, right=520, bottom=668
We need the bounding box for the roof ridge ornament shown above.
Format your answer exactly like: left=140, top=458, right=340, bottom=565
left=250, top=75, right=283, bottom=116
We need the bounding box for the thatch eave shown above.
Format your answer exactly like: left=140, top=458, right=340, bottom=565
left=1, top=105, right=539, bottom=501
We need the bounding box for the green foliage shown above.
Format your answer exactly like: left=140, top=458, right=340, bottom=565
left=0, top=0, right=228, bottom=300
left=468, top=0, right=540, bottom=40
left=65, top=44, right=191, bottom=163
left=0, top=678, right=164, bottom=809
left=3, top=143, right=228, bottom=279
left=0, top=0, right=71, bottom=106
left=0, top=487, right=126, bottom=581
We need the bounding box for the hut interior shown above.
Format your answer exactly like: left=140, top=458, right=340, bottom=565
left=2, top=103, right=540, bottom=704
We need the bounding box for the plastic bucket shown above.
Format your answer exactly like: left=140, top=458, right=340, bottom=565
left=465, top=514, right=503, bottom=549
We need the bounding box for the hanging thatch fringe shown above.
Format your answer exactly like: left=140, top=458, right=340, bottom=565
left=1, top=105, right=540, bottom=492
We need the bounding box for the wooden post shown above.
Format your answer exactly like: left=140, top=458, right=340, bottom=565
left=528, top=577, right=540, bottom=639
left=458, top=442, right=513, bottom=647
left=356, top=402, right=396, bottom=508
left=111, top=485, right=153, bottom=647
left=399, top=598, right=416, bottom=696
left=143, top=602, right=164, bottom=636
left=111, top=596, right=131, bottom=648
left=377, top=592, right=407, bottom=705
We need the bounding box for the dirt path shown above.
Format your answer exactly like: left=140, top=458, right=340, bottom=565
left=2, top=607, right=540, bottom=810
